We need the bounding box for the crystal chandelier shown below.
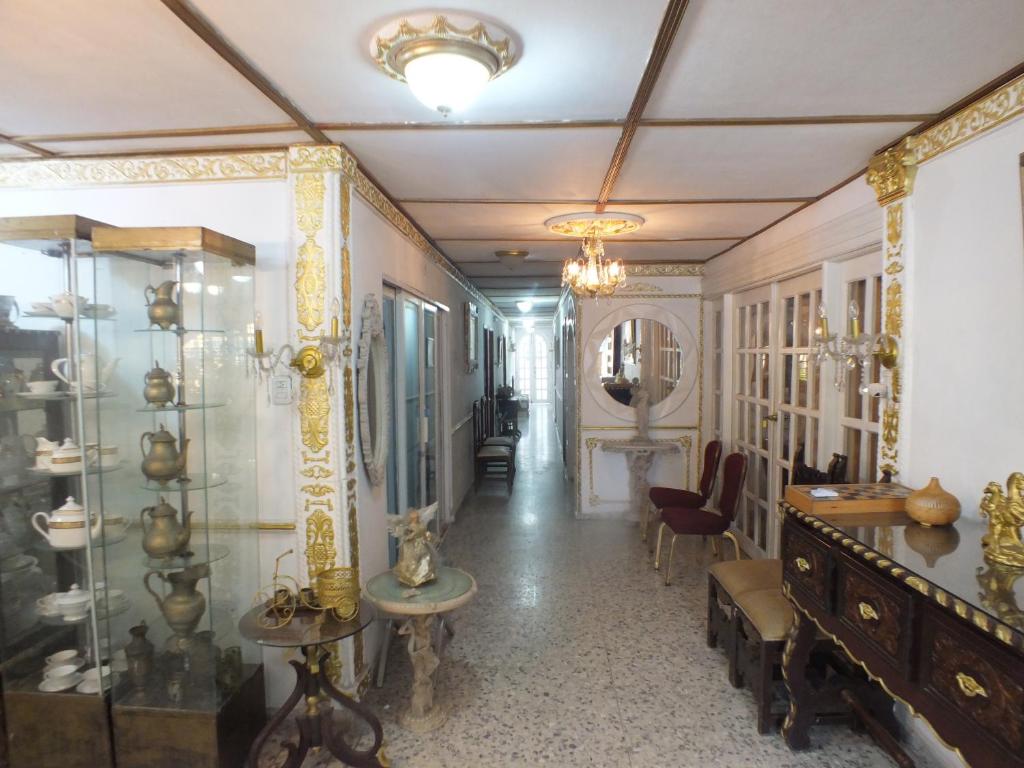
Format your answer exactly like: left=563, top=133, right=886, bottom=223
left=545, top=212, right=644, bottom=299
left=561, top=235, right=624, bottom=298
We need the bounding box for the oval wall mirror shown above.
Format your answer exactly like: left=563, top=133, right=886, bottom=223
left=357, top=294, right=390, bottom=486
left=596, top=318, right=683, bottom=408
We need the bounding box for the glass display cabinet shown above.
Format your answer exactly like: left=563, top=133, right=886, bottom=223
left=0, top=218, right=264, bottom=768
left=88, top=226, right=264, bottom=768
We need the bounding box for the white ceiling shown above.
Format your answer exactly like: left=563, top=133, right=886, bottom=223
left=1, top=0, right=1021, bottom=313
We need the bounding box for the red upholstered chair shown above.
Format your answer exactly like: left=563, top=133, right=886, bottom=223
left=643, top=440, right=722, bottom=542
left=654, top=452, right=747, bottom=586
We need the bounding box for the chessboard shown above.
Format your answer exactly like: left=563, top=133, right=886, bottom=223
left=784, top=482, right=912, bottom=516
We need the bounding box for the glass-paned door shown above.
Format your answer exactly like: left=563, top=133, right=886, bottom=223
left=386, top=290, right=444, bottom=560
left=775, top=273, right=823, bottom=497
left=841, top=255, right=883, bottom=482
left=733, top=286, right=773, bottom=554
left=516, top=331, right=549, bottom=403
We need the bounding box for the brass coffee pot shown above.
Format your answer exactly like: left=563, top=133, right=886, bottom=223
left=144, top=280, right=180, bottom=330
left=140, top=424, right=189, bottom=485
left=140, top=497, right=193, bottom=559
left=144, top=563, right=208, bottom=653
left=143, top=361, right=176, bottom=408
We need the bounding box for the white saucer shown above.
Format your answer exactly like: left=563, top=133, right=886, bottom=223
left=45, top=656, right=85, bottom=673
left=38, top=672, right=82, bottom=693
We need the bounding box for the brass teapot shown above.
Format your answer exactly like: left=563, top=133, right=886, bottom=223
left=144, top=563, right=208, bottom=653
left=143, top=361, right=176, bottom=408
left=140, top=425, right=189, bottom=485
left=140, top=497, right=193, bottom=559
left=144, top=280, right=180, bottom=330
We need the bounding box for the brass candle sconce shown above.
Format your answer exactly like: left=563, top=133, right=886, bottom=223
left=249, top=299, right=344, bottom=380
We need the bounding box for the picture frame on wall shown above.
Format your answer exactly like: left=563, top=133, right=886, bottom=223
left=465, top=301, right=479, bottom=372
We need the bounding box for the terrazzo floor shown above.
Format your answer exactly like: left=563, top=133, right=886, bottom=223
left=278, top=404, right=898, bottom=767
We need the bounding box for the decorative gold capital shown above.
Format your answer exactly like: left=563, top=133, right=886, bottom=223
left=866, top=137, right=918, bottom=206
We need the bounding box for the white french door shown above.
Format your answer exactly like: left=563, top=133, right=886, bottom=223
left=733, top=286, right=774, bottom=555
left=733, top=272, right=824, bottom=557
left=516, top=331, right=550, bottom=403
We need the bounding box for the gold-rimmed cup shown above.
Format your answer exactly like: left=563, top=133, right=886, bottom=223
left=315, top=567, right=359, bottom=621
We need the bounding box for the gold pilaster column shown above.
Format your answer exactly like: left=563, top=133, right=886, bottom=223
left=866, top=137, right=916, bottom=479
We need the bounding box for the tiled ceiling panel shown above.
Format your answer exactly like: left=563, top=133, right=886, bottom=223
left=0, top=0, right=290, bottom=135
left=649, top=0, right=1024, bottom=118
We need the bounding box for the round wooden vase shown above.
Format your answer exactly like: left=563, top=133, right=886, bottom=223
left=906, top=477, right=961, bottom=526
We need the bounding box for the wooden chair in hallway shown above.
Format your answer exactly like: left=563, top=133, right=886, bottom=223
left=654, top=452, right=746, bottom=586
left=645, top=439, right=722, bottom=542
left=472, top=399, right=514, bottom=492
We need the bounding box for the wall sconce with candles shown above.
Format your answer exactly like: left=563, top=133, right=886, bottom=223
left=814, top=300, right=898, bottom=393
left=249, top=298, right=345, bottom=380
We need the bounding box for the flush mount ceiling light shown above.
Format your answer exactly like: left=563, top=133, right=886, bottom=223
left=516, top=300, right=534, bottom=313
left=371, top=14, right=517, bottom=116
left=495, top=249, right=529, bottom=269
left=546, top=212, right=644, bottom=298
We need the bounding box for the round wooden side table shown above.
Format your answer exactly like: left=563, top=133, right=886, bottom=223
left=239, top=599, right=387, bottom=768
left=365, top=567, right=477, bottom=732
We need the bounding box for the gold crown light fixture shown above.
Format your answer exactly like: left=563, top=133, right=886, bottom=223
left=495, top=249, right=529, bottom=269
left=547, top=212, right=644, bottom=298
left=371, top=14, right=517, bottom=116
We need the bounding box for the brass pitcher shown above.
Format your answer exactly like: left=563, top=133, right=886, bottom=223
left=144, top=280, right=180, bottom=330
left=140, top=497, right=193, bottom=559
left=140, top=424, right=189, bottom=485
left=144, top=563, right=209, bottom=653
left=142, top=361, right=176, bottom=408
left=124, top=622, right=155, bottom=693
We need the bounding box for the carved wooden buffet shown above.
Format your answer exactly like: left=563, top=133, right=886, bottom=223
left=780, top=501, right=1024, bottom=768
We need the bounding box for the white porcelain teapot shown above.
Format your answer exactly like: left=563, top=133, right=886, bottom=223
left=32, top=497, right=101, bottom=550
left=51, top=354, right=119, bottom=393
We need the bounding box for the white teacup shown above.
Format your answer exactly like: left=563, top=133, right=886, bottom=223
left=45, top=649, right=80, bottom=667
left=44, top=663, right=81, bottom=688
left=25, top=380, right=58, bottom=394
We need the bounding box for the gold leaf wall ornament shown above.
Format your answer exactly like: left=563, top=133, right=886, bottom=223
left=866, top=137, right=918, bottom=206
left=876, top=198, right=906, bottom=478
left=305, top=509, right=337, bottom=581
left=294, top=172, right=327, bottom=332
left=299, top=375, right=330, bottom=452
left=300, top=465, right=334, bottom=479
left=301, top=484, right=335, bottom=497
left=0, top=151, right=288, bottom=188
left=624, top=264, right=704, bottom=277
left=884, top=281, right=903, bottom=338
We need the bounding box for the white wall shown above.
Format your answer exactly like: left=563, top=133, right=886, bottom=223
left=349, top=193, right=507, bottom=666
left=903, top=117, right=1024, bottom=513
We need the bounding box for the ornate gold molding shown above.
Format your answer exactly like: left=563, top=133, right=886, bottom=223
left=305, top=509, right=337, bottom=582
left=866, top=137, right=918, bottom=206
left=0, top=151, right=287, bottom=187
left=289, top=144, right=357, bottom=175
left=878, top=200, right=905, bottom=477
left=614, top=282, right=662, bottom=294
left=299, top=375, right=331, bottom=453
left=625, top=263, right=704, bottom=277
left=294, top=172, right=327, bottom=332
left=914, top=74, right=1024, bottom=164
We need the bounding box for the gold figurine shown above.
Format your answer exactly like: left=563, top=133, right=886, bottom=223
left=390, top=502, right=439, bottom=587
left=980, top=472, right=1024, bottom=568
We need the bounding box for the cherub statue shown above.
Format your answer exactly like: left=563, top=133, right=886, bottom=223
left=630, top=380, right=651, bottom=441
left=980, top=472, right=1024, bottom=568
left=388, top=502, right=439, bottom=587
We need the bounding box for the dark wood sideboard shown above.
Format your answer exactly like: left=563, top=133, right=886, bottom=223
left=780, top=501, right=1024, bottom=768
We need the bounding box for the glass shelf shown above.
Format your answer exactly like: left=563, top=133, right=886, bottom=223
left=39, top=597, right=131, bottom=626
left=0, top=398, right=46, bottom=413
left=33, top=530, right=126, bottom=553
left=141, top=472, right=226, bottom=492
left=141, top=542, right=230, bottom=571
left=136, top=402, right=225, bottom=413
left=23, top=310, right=116, bottom=321
left=133, top=328, right=225, bottom=335
left=17, top=390, right=116, bottom=401
left=28, top=461, right=124, bottom=478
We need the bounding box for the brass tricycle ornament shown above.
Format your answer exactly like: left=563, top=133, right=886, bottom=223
left=254, top=549, right=360, bottom=629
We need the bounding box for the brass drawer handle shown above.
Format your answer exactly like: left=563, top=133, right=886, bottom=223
left=857, top=601, right=880, bottom=622
left=794, top=557, right=811, bottom=573
left=956, top=672, right=988, bottom=699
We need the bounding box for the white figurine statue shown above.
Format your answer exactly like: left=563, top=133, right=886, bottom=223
left=630, top=380, right=651, bottom=441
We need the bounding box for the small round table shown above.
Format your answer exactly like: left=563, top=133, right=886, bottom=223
left=365, top=567, right=477, bottom=732
left=239, top=599, right=387, bottom=768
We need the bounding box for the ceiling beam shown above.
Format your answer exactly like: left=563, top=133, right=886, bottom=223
left=158, top=0, right=328, bottom=143
left=399, top=197, right=812, bottom=205
left=435, top=236, right=741, bottom=243
left=14, top=123, right=297, bottom=143
left=0, top=133, right=55, bottom=157
left=595, top=0, right=691, bottom=211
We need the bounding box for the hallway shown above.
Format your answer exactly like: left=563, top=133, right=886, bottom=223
left=367, top=404, right=892, bottom=767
